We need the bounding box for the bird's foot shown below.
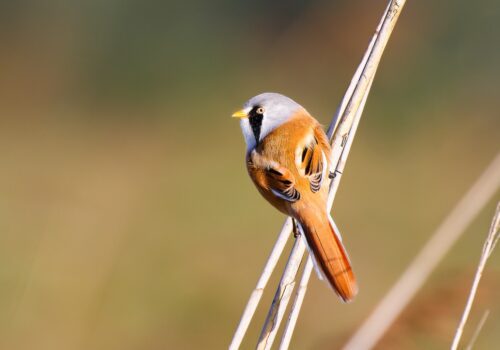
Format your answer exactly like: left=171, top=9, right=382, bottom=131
left=329, top=170, right=342, bottom=179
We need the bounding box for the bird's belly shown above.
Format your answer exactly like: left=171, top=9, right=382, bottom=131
left=255, top=185, right=290, bottom=215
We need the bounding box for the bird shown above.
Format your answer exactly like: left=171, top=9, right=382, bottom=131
left=232, top=92, right=358, bottom=302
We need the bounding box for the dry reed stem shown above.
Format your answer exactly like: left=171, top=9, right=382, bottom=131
left=343, top=153, right=500, bottom=350
left=465, top=310, right=490, bottom=350
left=256, top=237, right=306, bottom=350
left=278, top=256, right=314, bottom=350
left=451, top=203, right=500, bottom=350
left=279, top=76, right=374, bottom=349
left=229, top=218, right=293, bottom=350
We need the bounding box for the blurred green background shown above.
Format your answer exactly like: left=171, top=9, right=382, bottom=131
left=0, top=0, right=499, bottom=349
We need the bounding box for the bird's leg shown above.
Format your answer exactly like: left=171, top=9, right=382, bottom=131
left=292, top=218, right=301, bottom=238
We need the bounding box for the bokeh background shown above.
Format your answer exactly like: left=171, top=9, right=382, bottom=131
left=0, top=0, right=499, bottom=349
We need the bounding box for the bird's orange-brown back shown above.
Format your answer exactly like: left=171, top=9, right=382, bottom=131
left=256, top=110, right=330, bottom=186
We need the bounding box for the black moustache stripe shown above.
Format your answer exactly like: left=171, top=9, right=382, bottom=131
left=248, top=108, right=263, bottom=144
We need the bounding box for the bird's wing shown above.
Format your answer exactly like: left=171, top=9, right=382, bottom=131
left=297, top=126, right=331, bottom=193
left=247, top=150, right=300, bottom=202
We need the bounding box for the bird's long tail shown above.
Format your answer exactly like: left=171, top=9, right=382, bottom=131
left=294, top=207, right=358, bottom=302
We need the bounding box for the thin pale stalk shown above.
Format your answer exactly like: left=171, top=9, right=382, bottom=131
left=485, top=204, right=500, bottom=258
left=279, top=257, right=314, bottom=350
left=229, top=218, right=293, bottom=350
left=451, top=204, right=500, bottom=350
left=279, top=76, right=374, bottom=348
left=465, top=310, right=490, bottom=350
left=330, top=0, right=406, bottom=145
left=256, top=237, right=306, bottom=350
left=327, top=1, right=391, bottom=139
left=343, top=153, right=500, bottom=350
left=327, top=76, right=373, bottom=208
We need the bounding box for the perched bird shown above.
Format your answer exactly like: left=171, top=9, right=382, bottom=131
left=232, top=92, right=358, bottom=302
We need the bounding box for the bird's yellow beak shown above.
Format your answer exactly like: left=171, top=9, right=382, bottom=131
left=232, top=109, right=248, bottom=119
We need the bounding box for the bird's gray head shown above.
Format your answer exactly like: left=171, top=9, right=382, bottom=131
left=232, top=92, right=304, bottom=150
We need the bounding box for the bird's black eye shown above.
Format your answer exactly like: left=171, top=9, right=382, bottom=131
left=256, top=107, right=264, bottom=115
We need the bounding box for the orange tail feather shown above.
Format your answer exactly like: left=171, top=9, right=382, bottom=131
left=295, top=208, right=358, bottom=302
